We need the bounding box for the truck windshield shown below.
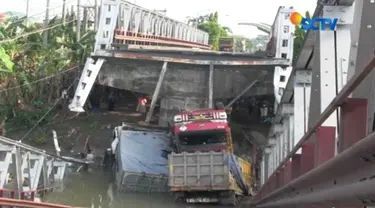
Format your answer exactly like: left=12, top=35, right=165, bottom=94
left=178, top=131, right=226, bottom=146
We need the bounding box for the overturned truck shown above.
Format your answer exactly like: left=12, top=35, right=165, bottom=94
left=109, top=125, right=170, bottom=192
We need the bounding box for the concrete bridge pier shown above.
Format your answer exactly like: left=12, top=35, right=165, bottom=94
left=147, top=61, right=214, bottom=126
left=158, top=96, right=207, bottom=126
left=69, top=49, right=289, bottom=127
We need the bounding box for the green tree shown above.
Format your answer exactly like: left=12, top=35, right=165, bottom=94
left=230, top=35, right=253, bottom=52
left=187, top=12, right=231, bottom=50
left=293, top=11, right=310, bottom=61
left=0, top=13, right=95, bottom=128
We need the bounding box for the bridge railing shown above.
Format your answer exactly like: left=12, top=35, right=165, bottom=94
left=258, top=57, right=375, bottom=206
left=256, top=0, right=375, bottom=207
left=95, top=0, right=210, bottom=51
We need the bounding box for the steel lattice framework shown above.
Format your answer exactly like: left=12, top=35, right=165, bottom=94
left=256, top=0, right=375, bottom=207
left=94, top=0, right=210, bottom=52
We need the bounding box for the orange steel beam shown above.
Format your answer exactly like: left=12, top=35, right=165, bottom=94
left=0, top=197, right=85, bottom=208
left=114, top=35, right=211, bottom=50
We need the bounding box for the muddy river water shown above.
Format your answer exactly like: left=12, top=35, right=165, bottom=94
left=44, top=168, right=242, bottom=208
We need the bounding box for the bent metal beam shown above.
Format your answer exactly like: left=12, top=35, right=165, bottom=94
left=94, top=49, right=289, bottom=66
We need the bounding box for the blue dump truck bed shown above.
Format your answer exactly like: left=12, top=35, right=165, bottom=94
left=112, top=128, right=170, bottom=192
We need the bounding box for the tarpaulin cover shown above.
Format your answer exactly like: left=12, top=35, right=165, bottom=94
left=118, top=130, right=169, bottom=175
left=227, top=153, right=249, bottom=195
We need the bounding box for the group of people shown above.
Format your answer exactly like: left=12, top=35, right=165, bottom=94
left=229, top=96, right=274, bottom=124
left=86, top=86, right=150, bottom=113
left=106, top=93, right=149, bottom=113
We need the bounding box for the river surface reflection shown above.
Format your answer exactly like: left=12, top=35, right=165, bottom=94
left=44, top=168, right=239, bottom=208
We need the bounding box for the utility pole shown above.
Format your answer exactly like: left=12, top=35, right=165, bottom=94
left=26, top=0, right=30, bottom=19
left=76, top=0, right=81, bottom=41
left=82, top=8, right=88, bottom=33
left=43, top=0, right=50, bottom=45
left=94, top=0, right=98, bottom=30
left=25, top=0, right=30, bottom=26
left=62, top=0, right=66, bottom=25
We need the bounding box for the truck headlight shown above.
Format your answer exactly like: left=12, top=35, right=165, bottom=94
left=219, top=112, right=227, bottom=119
left=173, top=115, right=182, bottom=122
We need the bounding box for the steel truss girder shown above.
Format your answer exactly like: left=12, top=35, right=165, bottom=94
left=117, top=1, right=209, bottom=43
left=96, top=0, right=209, bottom=50
left=0, top=143, right=66, bottom=198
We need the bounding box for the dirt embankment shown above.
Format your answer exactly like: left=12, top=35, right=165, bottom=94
left=6, top=101, right=157, bottom=157
left=5, top=88, right=269, bottom=166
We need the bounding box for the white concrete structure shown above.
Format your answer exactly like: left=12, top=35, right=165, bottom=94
left=260, top=0, right=362, bottom=190
left=271, top=6, right=295, bottom=106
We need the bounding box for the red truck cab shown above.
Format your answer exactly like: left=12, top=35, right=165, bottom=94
left=170, top=109, right=233, bottom=153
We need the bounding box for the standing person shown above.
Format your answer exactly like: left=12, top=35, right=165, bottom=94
left=0, top=118, right=5, bottom=136
left=139, top=97, right=147, bottom=114
left=260, top=103, right=268, bottom=123
left=215, top=102, right=225, bottom=110
left=247, top=96, right=254, bottom=116
left=136, top=96, right=147, bottom=113
left=107, top=92, right=116, bottom=111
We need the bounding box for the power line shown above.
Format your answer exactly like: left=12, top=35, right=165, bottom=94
left=0, top=18, right=77, bottom=44
left=3, top=0, right=77, bottom=25
left=18, top=77, right=78, bottom=142
left=0, top=66, right=77, bottom=93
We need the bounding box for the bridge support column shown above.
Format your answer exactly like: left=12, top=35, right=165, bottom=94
left=208, top=63, right=214, bottom=108
left=346, top=0, right=375, bottom=135
left=69, top=58, right=105, bottom=112
left=145, top=61, right=168, bottom=123
left=10, top=147, right=23, bottom=198
left=313, top=5, right=353, bottom=155
left=94, top=0, right=119, bottom=51
left=294, top=70, right=311, bottom=154
left=261, top=149, right=271, bottom=186
left=270, top=124, right=282, bottom=171
left=158, top=96, right=206, bottom=126
left=280, top=104, right=293, bottom=161
left=267, top=137, right=276, bottom=178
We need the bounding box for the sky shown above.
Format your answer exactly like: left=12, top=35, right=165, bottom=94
left=1, top=0, right=317, bottom=38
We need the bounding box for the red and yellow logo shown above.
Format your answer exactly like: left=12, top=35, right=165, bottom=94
left=290, top=12, right=303, bottom=25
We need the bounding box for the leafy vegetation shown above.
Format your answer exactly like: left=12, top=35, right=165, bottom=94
left=293, top=11, right=310, bottom=61
left=187, top=12, right=232, bottom=50
left=230, top=35, right=253, bottom=52
left=0, top=12, right=95, bottom=135
left=187, top=12, right=254, bottom=52
left=250, top=35, right=269, bottom=52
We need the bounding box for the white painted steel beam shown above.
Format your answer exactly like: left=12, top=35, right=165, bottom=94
left=95, top=0, right=209, bottom=51
left=346, top=0, right=375, bottom=135
left=307, top=5, right=353, bottom=155
left=294, top=70, right=311, bottom=153
left=268, top=137, right=277, bottom=146
left=262, top=2, right=357, bottom=189
left=280, top=104, right=293, bottom=115
left=281, top=103, right=293, bottom=165
left=69, top=58, right=105, bottom=112
left=336, top=0, right=355, bottom=5
left=260, top=157, right=266, bottom=186
left=95, top=0, right=120, bottom=51
left=264, top=147, right=273, bottom=154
